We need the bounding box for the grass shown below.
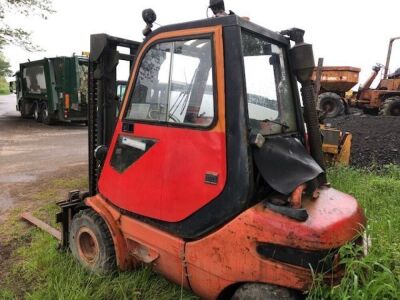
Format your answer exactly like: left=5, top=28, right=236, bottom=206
left=0, top=231, right=195, bottom=300
left=0, top=166, right=399, bottom=299
left=0, top=77, right=10, bottom=95
left=308, top=165, right=400, bottom=299
left=0, top=175, right=196, bottom=300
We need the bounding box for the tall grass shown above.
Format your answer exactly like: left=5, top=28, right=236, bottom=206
left=308, top=166, right=400, bottom=299
left=13, top=231, right=194, bottom=300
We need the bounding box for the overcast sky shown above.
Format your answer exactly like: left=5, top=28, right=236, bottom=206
left=4, top=0, right=400, bottom=86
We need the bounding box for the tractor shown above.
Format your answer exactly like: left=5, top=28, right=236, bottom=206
left=353, top=37, right=400, bottom=116
left=55, top=1, right=366, bottom=299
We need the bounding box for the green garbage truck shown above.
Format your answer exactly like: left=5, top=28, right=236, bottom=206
left=14, top=55, right=88, bottom=125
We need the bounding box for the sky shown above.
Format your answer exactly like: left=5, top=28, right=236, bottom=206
left=4, top=0, right=400, bottom=86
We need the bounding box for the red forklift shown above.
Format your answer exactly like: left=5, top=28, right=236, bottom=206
left=56, top=1, right=366, bottom=298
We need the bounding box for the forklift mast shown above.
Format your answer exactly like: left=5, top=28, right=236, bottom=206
left=88, top=34, right=141, bottom=196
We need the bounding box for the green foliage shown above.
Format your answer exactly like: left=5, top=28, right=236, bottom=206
left=0, top=52, right=11, bottom=77
left=308, top=166, right=400, bottom=299
left=0, top=76, right=9, bottom=94
left=0, top=0, right=54, bottom=50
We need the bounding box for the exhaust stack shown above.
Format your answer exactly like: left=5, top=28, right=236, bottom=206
left=281, top=28, right=327, bottom=184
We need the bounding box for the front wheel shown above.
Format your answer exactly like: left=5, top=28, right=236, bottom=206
left=317, top=92, right=344, bottom=118
left=69, top=209, right=117, bottom=273
left=232, top=283, right=298, bottom=300
left=379, top=96, right=400, bottom=116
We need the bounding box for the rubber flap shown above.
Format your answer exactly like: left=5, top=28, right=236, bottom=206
left=253, top=137, right=323, bottom=195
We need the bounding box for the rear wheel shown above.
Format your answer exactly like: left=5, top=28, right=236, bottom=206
left=33, top=101, right=41, bottom=122
left=379, top=96, right=400, bottom=116
left=41, top=102, right=55, bottom=125
left=69, top=209, right=117, bottom=273
left=19, top=101, right=31, bottom=118
left=232, top=283, right=298, bottom=300
left=317, top=92, right=344, bottom=118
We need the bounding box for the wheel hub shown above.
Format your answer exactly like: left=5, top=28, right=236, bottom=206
left=322, top=101, right=334, bottom=112
left=77, top=227, right=100, bottom=264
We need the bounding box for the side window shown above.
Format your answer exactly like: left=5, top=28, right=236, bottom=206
left=126, top=42, right=172, bottom=122
left=241, top=30, right=297, bottom=135
left=126, top=38, right=215, bottom=127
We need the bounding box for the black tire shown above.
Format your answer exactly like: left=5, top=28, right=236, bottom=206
left=41, top=102, right=55, bottom=125
left=379, top=96, right=400, bottom=116
left=317, top=92, right=344, bottom=118
left=33, top=101, right=42, bottom=122
left=232, top=283, right=298, bottom=300
left=19, top=101, right=32, bottom=118
left=69, top=209, right=117, bottom=273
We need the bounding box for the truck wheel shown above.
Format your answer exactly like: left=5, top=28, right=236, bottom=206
left=41, top=103, right=55, bottom=125
left=317, top=92, right=344, bottom=118
left=19, top=101, right=31, bottom=118
left=232, top=283, right=298, bottom=300
left=69, top=209, right=117, bottom=273
left=379, top=96, right=400, bottom=116
left=33, top=101, right=42, bottom=122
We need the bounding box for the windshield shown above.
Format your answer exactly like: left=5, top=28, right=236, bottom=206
left=241, top=30, right=297, bottom=135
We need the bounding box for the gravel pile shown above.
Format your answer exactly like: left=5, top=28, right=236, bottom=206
left=325, top=110, right=400, bottom=168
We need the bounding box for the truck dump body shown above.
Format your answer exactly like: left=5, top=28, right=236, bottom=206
left=16, top=56, right=88, bottom=124
left=311, top=66, right=360, bottom=93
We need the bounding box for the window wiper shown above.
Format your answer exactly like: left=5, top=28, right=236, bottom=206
left=261, top=118, right=289, bottom=130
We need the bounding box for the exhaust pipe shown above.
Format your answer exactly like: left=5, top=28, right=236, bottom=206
left=281, top=28, right=327, bottom=184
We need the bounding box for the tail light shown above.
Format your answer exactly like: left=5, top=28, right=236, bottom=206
left=64, top=93, right=70, bottom=109
left=64, top=93, right=70, bottom=119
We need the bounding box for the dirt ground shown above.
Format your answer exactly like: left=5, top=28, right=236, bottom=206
left=0, top=94, right=88, bottom=222
left=0, top=94, right=88, bottom=288
left=325, top=109, right=400, bottom=168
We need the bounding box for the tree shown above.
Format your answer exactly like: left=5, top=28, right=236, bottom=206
left=0, top=52, right=11, bottom=76
left=0, top=0, right=54, bottom=51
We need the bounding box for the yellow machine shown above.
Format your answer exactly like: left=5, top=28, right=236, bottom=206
left=321, top=125, right=352, bottom=166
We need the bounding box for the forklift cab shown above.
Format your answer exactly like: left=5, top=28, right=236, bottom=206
left=59, top=7, right=366, bottom=300
left=97, top=15, right=319, bottom=234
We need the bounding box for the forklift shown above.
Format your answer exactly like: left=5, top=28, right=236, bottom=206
left=56, top=1, right=366, bottom=298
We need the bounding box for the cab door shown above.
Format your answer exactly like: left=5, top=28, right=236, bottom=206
left=98, top=26, right=226, bottom=222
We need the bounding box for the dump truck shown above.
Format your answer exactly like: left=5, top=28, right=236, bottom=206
left=312, top=66, right=360, bottom=118
left=49, top=1, right=367, bottom=299
left=314, top=37, right=400, bottom=117
left=13, top=55, right=88, bottom=124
